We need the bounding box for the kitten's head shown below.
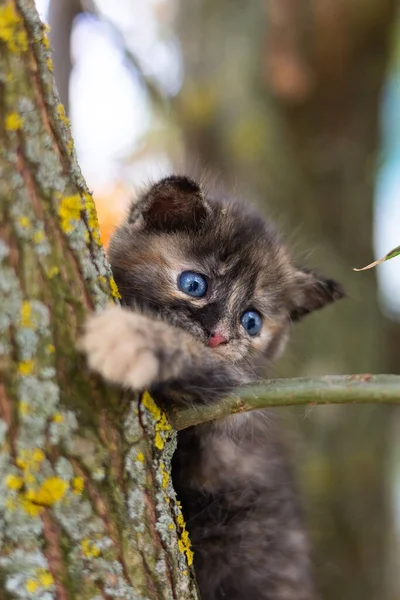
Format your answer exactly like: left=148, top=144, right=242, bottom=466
left=108, top=176, right=344, bottom=372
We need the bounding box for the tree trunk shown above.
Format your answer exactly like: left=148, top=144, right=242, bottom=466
left=175, top=1, right=398, bottom=599
left=0, top=1, right=199, bottom=598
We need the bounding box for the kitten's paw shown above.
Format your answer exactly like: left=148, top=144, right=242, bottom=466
left=79, top=306, right=159, bottom=390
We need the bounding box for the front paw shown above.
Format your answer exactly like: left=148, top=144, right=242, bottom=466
left=79, top=306, right=159, bottom=390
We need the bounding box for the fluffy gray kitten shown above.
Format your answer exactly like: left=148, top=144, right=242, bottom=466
left=81, top=176, right=344, bottom=600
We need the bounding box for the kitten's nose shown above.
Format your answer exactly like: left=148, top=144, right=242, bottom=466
left=207, top=332, right=228, bottom=348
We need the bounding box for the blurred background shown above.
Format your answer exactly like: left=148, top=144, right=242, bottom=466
left=37, top=1, right=400, bottom=598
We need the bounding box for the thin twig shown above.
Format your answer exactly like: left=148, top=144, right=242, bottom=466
left=167, top=374, right=400, bottom=430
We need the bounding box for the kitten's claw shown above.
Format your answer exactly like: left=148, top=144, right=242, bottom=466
left=79, top=306, right=159, bottom=390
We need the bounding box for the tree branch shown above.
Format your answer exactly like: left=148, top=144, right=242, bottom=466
left=168, top=375, right=400, bottom=430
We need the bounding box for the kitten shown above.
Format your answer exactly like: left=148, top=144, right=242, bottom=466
left=81, top=176, right=344, bottom=600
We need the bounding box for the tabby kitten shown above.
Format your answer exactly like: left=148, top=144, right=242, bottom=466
left=81, top=176, right=344, bottom=600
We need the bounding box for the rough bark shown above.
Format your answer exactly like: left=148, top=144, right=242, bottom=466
left=0, top=1, right=199, bottom=599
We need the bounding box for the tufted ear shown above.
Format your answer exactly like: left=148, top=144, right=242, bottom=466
left=290, top=268, right=345, bottom=321
left=128, top=175, right=209, bottom=232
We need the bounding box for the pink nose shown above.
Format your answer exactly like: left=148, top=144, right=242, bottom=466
left=207, top=332, right=228, bottom=348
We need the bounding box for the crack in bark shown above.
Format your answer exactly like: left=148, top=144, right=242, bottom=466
left=41, top=510, right=70, bottom=600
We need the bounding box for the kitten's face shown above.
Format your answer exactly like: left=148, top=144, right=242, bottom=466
left=108, top=176, right=343, bottom=371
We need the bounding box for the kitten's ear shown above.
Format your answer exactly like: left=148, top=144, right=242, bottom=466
left=290, top=268, right=345, bottom=321
left=128, top=176, right=209, bottom=232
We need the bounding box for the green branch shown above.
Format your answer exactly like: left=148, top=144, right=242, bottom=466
left=168, top=375, right=400, bottom=430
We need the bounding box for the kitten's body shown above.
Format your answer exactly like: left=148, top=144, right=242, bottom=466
left=81, top=176, right=343, bottom=600
left=173, top=420, right=316, bottom=600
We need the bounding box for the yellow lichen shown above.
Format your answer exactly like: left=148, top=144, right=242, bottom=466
left=176, top=510, right=185, bottom=529
left=15, top=448, right=46, bottom=500
left=83, top=192, right=101, bottom=244
left=46, top=57, right=53, bottom=72
left=20, top=301, right=32, bottom=327
left=142, top=391, right=162, bottom=421
left=32, top=448, right=45, bottom=463
left=5, top=111, right=23, bottom=131
left=18, top=216, right=30, bottom=228
left=154, top=432, right=164, bottom=450
left=42, top=31, right=50, bottom=50
left=59, top=194, right=82, bottom=233
left=159, top=462, right=169, bottom=489
left=46, top=344, right=55, bottom=354
left=25, top=579, right=39, bottom=594
left=18, top=360, right=34, bottom=376
left=5, top=474, right=23, bottom=490
left=136, top=451, right=145, bottom=462
left=19, top=401, right=31, bottom=416
left=0, top=4, right=28, bottom=53
left=16, top=448, right=44, bottom=472
left=57, top=104, right=70, bottom=127
left=15, top=457, right=27, bottom=470
left=52, top=412, right=64, bottom=423
left=21, top=497, right=43, bottom=517
left=157, top=413, right=171, bottom=432
left=32, top=230, right=45, bottom=244
left=37, top=569, right=54, bottom=587
left=46, top=265, right=59, bottom=278
left=81, top=538, right=101, bottom=558
left=72, top=476, right=84, bottom=494
left=141, top=391, right=172, bottom=450
left=178, top=529, right=194, bottom=566
left=26, top=477, right=68, bottom=506
left=109, top=276, right=121, bottom=299
left=175, top=503, right=194, bottom=565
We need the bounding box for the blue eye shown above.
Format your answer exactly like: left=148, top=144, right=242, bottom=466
left=241, top=310, right=262, bottom=336
left=178, top=271, right=207, bottom=298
